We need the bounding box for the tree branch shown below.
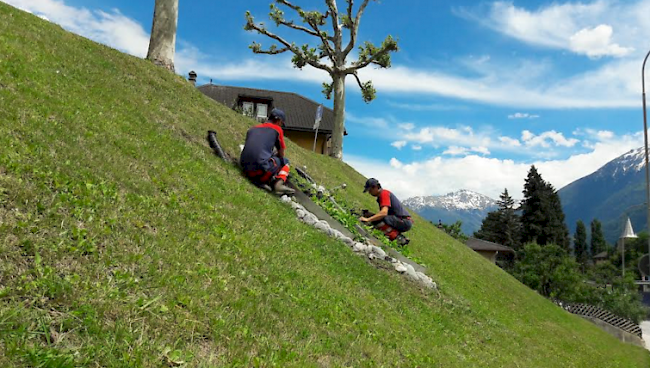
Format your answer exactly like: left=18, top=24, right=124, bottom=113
left=324, top=0, right=342, bottom=51
left=351, top=71, right=376, bottom=103
left=246, top=12, right=333, bottom=73
left=250, top=43, right=290, bottom=55
left=343, top=0, right=371, bottom=57
left=346, top=35, right=398, bottom=72
left=273, top=2, right=336, bottom=63
left=276, top=0, right=301, bottom=12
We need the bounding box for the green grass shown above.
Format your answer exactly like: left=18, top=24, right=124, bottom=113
left=0, top=4, right=648, bottom=367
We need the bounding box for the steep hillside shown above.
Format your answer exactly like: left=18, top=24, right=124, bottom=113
left=404, top=190, right=498, bottom=234
left=0, top=4, right=648, bottom=367
left=559, top=148, right=649, bottom=243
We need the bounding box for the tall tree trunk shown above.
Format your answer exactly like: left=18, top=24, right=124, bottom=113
left=146, top=0, right=178, bottom=71
left=330, top=73, right=346, bottom=159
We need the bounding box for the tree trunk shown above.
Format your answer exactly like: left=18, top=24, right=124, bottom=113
left=329, top=73, right=346, bottom=160
left=146, top=0, right=178, bottom=72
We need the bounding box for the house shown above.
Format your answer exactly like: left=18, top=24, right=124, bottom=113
left=190, top=72, right=341, bottom=155
left=465, top=238, right=515, bottom=264
left=592, top=251, right=609, bottom=265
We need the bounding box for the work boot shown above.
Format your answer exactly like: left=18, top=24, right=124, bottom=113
left=273, top=180, right=295, bottom=195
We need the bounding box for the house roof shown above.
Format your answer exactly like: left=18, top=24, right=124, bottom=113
left=198, top=83, right=338, bottom=134
left=593, top=251, right=609, bottom=259
left=465, top=238, right=515, bottom=253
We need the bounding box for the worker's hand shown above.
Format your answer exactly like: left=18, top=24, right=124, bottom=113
left=359, top=217, right=369, bottom=223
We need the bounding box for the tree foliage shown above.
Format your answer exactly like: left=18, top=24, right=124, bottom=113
left=590, top=219, right=608, bottom=256
left=520, top=166, right=570, bottom=249
left=515, top=243, right=647, bottom=322
left=244, top=0, right=398, bottom=159
left=574, top=220, right=588, bottom=271
left=475, top=188, right=521, bottom=250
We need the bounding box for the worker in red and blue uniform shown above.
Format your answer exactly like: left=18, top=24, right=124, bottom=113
left=240, top=108, right=294, bottom=195
left=359, top=178, right=412, bottom=240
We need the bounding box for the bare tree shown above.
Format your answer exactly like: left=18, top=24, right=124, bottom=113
left=245, top=0, right=398, bottom=159
left=147, top=0, right=179, bottom=71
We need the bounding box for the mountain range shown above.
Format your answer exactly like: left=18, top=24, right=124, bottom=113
left=403, top=190, right=498, bottom=235
left=558, top=147, right=649, bottom=244
left=404, top=147, right=650, bottom=243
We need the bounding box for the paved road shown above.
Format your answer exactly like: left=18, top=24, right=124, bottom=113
left=641, top=321, right=650, bottom=351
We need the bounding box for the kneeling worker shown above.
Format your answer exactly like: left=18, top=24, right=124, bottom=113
left=359, top=178, right=412, bottom=243
left=240, top=108, right=295, bottom=195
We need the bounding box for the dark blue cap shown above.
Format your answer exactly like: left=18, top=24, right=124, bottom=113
left=363, top=178, right=380, bottom=192
left=269, top=108, right=286, bottom=123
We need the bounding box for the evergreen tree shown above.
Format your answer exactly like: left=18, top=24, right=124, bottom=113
left=574, top=220, right=588, bottom=271
left=475, top=188, right=521, bottom=249
left=521, top=166, right=570, bottom=249
left=590, top=219, right=607, bottom=256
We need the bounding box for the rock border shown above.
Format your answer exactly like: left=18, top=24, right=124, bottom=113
left=280, top=195, right=437, bottom=290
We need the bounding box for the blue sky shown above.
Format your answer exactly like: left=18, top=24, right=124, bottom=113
left=6, top=0, right=650, bottom=199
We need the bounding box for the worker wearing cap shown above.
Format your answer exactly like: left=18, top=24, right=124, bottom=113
left=240, top=108, right=294, bottom=195
left=360, top=178, right=412, bottom=236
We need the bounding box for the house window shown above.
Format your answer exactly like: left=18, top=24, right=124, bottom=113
left=242, top=102, right=254, bottom=117
left=256, top=103, right=268, bottom=119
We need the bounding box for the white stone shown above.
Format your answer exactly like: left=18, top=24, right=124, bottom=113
left=315, top=222, right=330, bottom=233
left=342, top=237, right=355, bottom=246
left=290, top=201, right=303, bottom=210
left=371, top=246, right=386, bottom=258
left=280, top=195, right=292, bottom=203
left=296, top=209, right=307, bottom=219
left=353, top=242, right=365, bottom=252
left=404, top=264, right=419, bottom=280
left=394, top=263, right=407, bottom=273
left=302, top=214, right=317, bottom=225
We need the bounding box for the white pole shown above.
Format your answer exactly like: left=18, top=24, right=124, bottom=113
left=312, top=126, right=319, bottom=152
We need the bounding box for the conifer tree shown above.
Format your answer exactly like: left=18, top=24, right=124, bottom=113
left=521, top=166, right=570, bottom=249
left=475, top=188, right=521, bottom=249
left=590, top=219, right=608, bottom=255
left=574, top=220, right=588, bottom=271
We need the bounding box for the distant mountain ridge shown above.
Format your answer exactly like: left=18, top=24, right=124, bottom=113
left=558, top=147, right=649, bottom=243
left=404, top=190, right=498, bottom=235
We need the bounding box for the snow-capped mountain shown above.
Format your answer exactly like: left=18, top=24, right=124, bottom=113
left=404, top=190, right=498, bottom=235
left=558, top=147, right=649, bottom=243
left=405, top=190, right=498, bottom=211
left=591, top=147, right=647, bottom=179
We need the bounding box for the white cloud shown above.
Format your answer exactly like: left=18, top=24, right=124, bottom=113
left=569, top=24, right=633, bottom=58
left=508, top=112, right=540, bottom=119
left=391, top=141, right=407, bottom=150
left=412, top=145, right=423, bottom=151
left=398, top=123, right=415, bottom=131
left=389, top=158, right=403, bottom=169
left=499, top=136, right=522, bottom=147
left=474, top=1, right=635, bottom=58
left=345, top=132, right=643, bottom=200
left=443, top=146, right=470, bottom=156
left=5, top=0, right=150, bottom=58
left=521, top=130, right=579, bottom=148
left=6, top=0, right=646, bottom=109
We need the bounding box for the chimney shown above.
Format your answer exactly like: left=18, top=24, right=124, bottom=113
left=188, top=71, right=197, bottom=86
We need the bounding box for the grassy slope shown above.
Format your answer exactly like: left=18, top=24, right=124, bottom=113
left=0, top=4, right=647, bottom=367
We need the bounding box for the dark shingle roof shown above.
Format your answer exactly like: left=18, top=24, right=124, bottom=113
left=466, top=238, right=515, bottom=253
left=593, top=251, right=609, bottom=259
left=198, top=84, right=336, bottom=134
